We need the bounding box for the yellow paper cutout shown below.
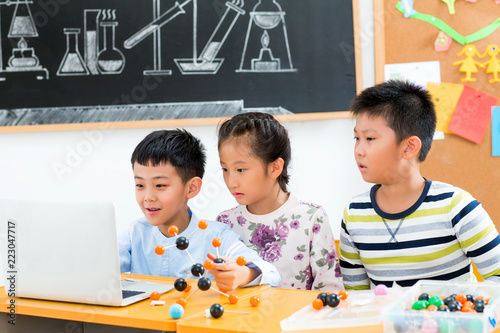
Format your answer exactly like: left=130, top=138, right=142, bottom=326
left=481, top=44, right=500, bottom=83
left=452, top=44, right=484, bottom=82
left=427, top=82, right=464, bottom=133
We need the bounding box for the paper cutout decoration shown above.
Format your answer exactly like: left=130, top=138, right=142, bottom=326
left=433, top=131, right=445, bottom=140
left=447, top=85, right=498, bottom=144
left=453, top=45, right=484, bottom=82
left=481, top=44, right=500, bottom=83
left=435, top=31, right=452, bottom=52
left=492, top=107, right=500, bottom=156
left=385, top=61, right=440, bottom=88
left=441, top=0, right=456, bottom=15
left=400, top=0, right=416, bottom=17
left=427, top=82, right=464, bottom=133
left=396, top=2, right=500, bottom=45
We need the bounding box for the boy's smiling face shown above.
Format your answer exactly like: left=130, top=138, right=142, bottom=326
left=353, top=113, right=406, bottom=184
left=133, top=162, right=191, bottom=235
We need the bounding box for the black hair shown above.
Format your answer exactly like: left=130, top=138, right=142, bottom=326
left=349, top=80, right=437, bottom=161
left=131, top=129, right=206, bottom=183
left=217, top=112, right=291, bottom=192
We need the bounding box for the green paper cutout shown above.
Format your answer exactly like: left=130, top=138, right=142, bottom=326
left=441, top=0, right=456, bottom=15
left=396, top=2, right=500, bottom=45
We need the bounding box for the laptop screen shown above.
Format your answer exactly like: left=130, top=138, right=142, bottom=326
left=0, top=199, right=124, bottom=306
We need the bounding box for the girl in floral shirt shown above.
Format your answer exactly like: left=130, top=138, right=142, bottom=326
left=216, top=112, right=342, bottom=291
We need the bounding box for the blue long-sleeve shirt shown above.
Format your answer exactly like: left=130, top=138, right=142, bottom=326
left=118, top=211, right=281, bottom=287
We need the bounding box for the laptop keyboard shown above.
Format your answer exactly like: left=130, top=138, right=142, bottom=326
left=122, top=289, right=145, bottom=299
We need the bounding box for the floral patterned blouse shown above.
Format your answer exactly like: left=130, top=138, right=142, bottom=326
left=216, top=194, right=343, bottom=291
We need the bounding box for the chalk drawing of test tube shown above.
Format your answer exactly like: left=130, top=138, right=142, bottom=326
left=174, top=0, right=246, bottom=75
left=123, top=0, right=191, bottom=76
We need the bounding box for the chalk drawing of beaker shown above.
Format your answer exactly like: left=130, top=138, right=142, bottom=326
left=8, top=0, right=38, bottom=38
left=97, top=21, right=125, bottom=74
left=57, top=28, right=89, bottom=76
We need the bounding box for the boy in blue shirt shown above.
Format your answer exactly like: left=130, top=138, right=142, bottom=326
left=119, top=129, right=280, bottom=290
left=340, top=80, right=500, bottom=289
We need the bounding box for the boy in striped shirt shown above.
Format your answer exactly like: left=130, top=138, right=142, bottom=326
left=339, top=80, right=500, bottom=289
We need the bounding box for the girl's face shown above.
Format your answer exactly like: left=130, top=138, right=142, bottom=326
left=219, top=139, right=279, bottom=214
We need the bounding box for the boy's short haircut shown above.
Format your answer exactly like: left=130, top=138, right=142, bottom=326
left=131, top=129, right=206, bottom=183
left=349, top=80, right=437, bottom=161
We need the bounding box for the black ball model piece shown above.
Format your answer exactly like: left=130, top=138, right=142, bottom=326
left=447, top=300, right=462, bottom=312
left=418, top=293, right=430, bottom=301
left=176, top=236, right=189, bottom=250
left=198, top=277, right=212, bottom=291
left=317, top=292, right=328, bottom=306
left=191, top=263, right=205, bottom=277
left=210, top=303, right=224, bottom=318
left=474, top=299, right=486, bottom=313
left=213, top=258, right=226, bottom=264
left=326, top=293, right=340, bottom=308
left=174, top=278, right=187, bottom=291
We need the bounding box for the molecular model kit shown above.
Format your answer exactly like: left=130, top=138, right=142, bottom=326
left=150, top=219, right=260, bottom=319
left=280, top=284, right=401, bottom=331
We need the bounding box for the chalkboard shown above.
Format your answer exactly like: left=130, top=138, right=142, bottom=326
left=0, top=0, right=360, bottom=131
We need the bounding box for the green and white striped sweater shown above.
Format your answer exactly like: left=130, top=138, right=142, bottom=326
left=339, top=180, right=500, bottom=290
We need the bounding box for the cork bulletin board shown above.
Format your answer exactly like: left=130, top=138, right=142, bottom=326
left=374, top=0, right=500, bottom=228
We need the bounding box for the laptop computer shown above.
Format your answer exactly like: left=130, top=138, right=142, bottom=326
left=0, top=198, right=174, bottom=306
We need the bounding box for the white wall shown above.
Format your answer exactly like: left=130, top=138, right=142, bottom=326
left=0, top=0, right=375, bottom=285
left=0, top=118, right=370, bottom=235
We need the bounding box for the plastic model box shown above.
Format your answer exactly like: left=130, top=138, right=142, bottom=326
left=382, top=280, right=500, bottom=333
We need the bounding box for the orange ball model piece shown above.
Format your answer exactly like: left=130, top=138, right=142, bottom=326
left=198, top=219, right=208, bottom=229
left=150, top=291, right=161, bottom=301
left=212, top=237, right=222, bottom=247
left=154, top=245, right=165, bottom=255
left=236, top=256, right=246, bottom=266
left=250, top=295, right=261, bottom=307
left=228, top=294, right=239, bottom=304
left=168, top=225, right=179, bottom=236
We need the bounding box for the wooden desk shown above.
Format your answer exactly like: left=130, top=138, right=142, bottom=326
left=176, top=287, right=382, bottom=333
left=2, top=276, right=499, bottom=333
left=0, top=274, right=270, bottom=332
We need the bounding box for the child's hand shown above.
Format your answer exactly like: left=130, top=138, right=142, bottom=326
left=207, top=253, right=258, bottom=291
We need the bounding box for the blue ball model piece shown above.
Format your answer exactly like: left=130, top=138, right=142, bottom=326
left=169, top=303, right=184, bottom=319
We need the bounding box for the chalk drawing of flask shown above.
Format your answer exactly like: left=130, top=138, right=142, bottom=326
left=57, top=28, right=89, bottom=76
left=97, top=21, right=125, bottom=74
